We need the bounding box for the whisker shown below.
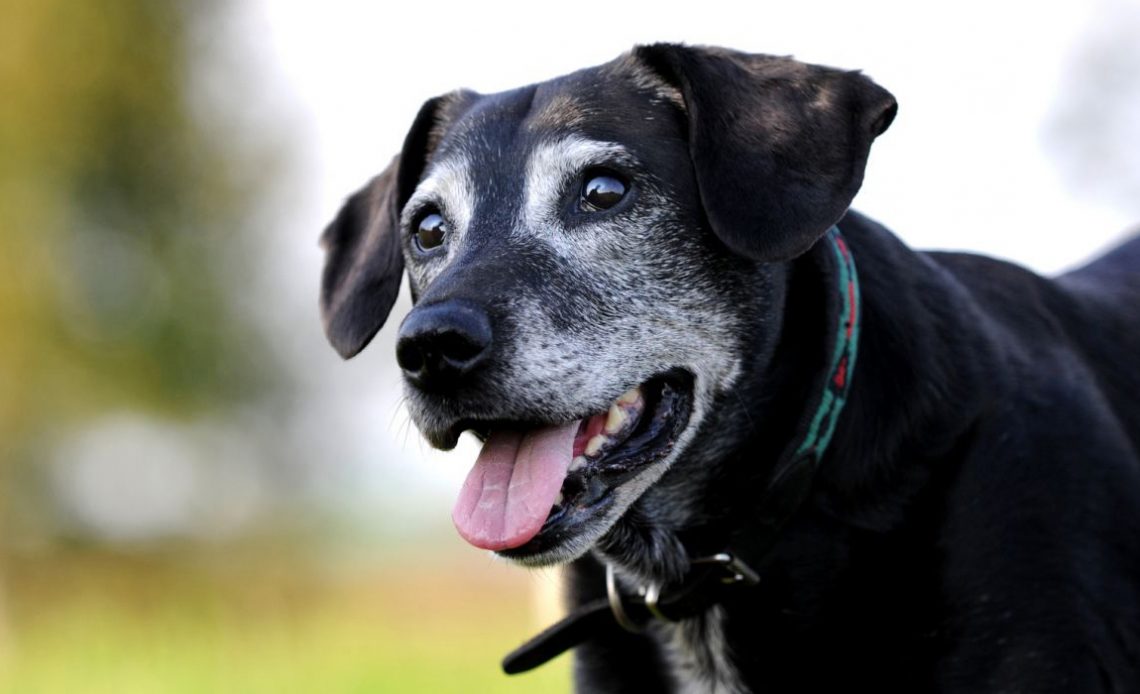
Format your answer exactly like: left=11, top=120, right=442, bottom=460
left=387, top=395, right=408, bottom=433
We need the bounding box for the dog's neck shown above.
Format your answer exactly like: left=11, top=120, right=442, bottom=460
left=602, top=214, right=994, bottom=587
left=596, top=225, right=864, bottom=588
left=504, top=216, right=998, bottom=677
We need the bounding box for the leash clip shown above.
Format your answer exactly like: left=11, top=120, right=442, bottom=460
left=605, top=566, right=674, bottom=626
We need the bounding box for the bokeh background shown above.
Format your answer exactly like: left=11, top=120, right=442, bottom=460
left=2, top=0, right=1138, bottom=691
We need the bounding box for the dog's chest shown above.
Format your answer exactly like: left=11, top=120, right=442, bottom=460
left=655, top=605, right=748, bottom=694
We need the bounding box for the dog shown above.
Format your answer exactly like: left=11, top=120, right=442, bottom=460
left=319, top=44, right=1140, bottom=692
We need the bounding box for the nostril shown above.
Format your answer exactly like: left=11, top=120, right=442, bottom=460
left=437, top=330, right=485, bottom=366
left=395, top=337, right=426, bottom=373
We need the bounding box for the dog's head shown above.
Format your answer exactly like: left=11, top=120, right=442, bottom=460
left=320, top=44, right=894, bottom=569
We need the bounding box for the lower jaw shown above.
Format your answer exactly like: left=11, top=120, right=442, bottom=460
left=498, top=371, right=694, bottom=562
left=497, top=492, right=616, bottom=562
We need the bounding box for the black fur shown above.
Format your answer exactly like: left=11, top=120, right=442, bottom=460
left=574, top=212, right=1140, bottom=692
left=320, top=44, right=1140, bottom=692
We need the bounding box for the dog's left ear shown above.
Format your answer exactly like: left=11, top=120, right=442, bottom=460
left=634, top=44, right=897, bottom=261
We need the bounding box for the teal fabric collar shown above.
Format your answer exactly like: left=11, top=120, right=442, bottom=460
left=734, top=225, right=861, bottom=569
left=796, top=226, right=861, bottom=459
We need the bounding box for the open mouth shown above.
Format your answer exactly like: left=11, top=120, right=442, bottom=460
left=449, top=370, right=693, bottom=558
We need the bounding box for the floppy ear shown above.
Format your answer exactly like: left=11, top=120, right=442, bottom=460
left=634, top=44, right=897, bottom=261
left=319, top=160, right=402, bottom=359
left=319, top=95, right=456, bottom=359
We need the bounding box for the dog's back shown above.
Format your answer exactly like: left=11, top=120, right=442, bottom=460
left=926, top=234, right=1140, bottom=445
left=1060, top=235, right=1140, bottom=450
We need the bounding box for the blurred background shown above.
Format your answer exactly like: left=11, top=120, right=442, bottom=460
left=1, top=0, right=1137, bottom=691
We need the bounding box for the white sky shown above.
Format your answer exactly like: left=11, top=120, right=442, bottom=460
left=230, top=0, right=1139, bottom=524
left=256, top=0, right=1135, bottom=269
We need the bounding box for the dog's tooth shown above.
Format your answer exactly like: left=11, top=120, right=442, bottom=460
left=617, top=387, right=642, bottom=406
left=585, top=434, right=608, bottom=457
left=569, top=456, right=587, bottom=472
left=605, top=402, right=628, bottom=434
left=554, top=491, right=564, bottom=506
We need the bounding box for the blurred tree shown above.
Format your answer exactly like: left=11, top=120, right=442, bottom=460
left=0, top=0, right=283, bottom=540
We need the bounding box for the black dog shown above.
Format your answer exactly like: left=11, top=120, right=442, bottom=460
left=320, top=44, right=1140, bottom=692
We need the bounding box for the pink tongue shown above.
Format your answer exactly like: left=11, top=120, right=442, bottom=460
left=451, top=421, right=579, bottom=551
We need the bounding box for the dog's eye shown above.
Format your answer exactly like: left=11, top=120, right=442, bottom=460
left=581, top=171, right=628, bottom=211
left=414, top=211, right=447, bottom=251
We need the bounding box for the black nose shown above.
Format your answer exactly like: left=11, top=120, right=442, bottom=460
left=396, top=301, right=493, bottom=390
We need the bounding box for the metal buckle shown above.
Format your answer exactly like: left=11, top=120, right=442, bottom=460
left=643, top=581, right=669, bottom=622
left=607, top=553, right=760, bottom=630
left=691, top=552, right=761, bottom=586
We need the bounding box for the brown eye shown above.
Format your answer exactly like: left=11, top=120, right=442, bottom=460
left=415, top=211, right=447, bottom=250
left=581, top=172, right=627, bottom=211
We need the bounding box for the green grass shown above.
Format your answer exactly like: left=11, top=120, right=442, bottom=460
left=0, top=549, right=571, bottom=693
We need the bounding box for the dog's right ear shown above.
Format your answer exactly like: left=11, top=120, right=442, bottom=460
left=319, top=160, right=402, bottom=359
left=319, top=95, right=459, bottom=359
